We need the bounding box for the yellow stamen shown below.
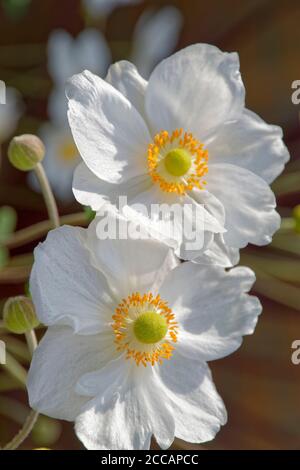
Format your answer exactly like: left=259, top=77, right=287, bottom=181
left=112, top=292, right=178, bottom=367
left=147, top=128, right=208, bottom=195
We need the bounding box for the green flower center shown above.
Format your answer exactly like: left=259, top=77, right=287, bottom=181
left=164, top=148, right=192, bottom=177
left=133, top=311, right=168, bottom=344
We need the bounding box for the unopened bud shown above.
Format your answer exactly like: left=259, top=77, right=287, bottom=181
left=3, top=296, right=39, bottom=334
left=8, top=134, right=45, bottom=171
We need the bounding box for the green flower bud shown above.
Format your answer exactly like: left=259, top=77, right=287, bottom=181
left=293, top=205, right=300, bottom=233
left=8, top=134, right=45, bottom=171
left=3, top=296, right=39, bottom=334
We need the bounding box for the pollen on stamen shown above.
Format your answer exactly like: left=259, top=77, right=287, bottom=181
left=147, top=128, right=209, bottom=195
left=112, top=292, right=178, bottom=367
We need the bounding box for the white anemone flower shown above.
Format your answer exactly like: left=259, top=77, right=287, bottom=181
left=83, top=0, right=142, bottom=18
left=69, top=44, right=289, bottom=265
left=27, top=222, right=261, bottom=450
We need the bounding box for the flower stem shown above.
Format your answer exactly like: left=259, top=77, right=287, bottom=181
left=34, top=163, right=60, bottom=229
left=2, top=328, right=39, bottom=450
left=3, top=212, right=88, bottom=249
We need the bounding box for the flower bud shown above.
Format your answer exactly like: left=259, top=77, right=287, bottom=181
left=293, top=205, right=300, bottom=233
left=8, top=134, right=45, bottom=171
left=3, top=296, right=39, bottom=334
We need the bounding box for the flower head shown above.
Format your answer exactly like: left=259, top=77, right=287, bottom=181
left=28, top=221, right=261, bottom=450
left=69, top=44, right=289, bottom=265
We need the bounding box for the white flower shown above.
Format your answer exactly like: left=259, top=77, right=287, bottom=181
left=0, top=87, right=22, bottom=143
left=83, top=0, right=141, bottom=18
left=48, top=28, right=111, bottom=126
left=131, top=6, right=183, bottom=79
left=27, top=221, right=261, bottom=450
left=69, top=44, right=289, bottom=264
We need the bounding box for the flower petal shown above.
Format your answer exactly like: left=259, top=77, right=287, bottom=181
left=207, top=109, right=290, bottom=184
left=72, top=162, right=151, bottom=211
left=157, top=353, right=227, bottom=443
left=126, top=184, right=225, bottom=260
left=160, top=262, right=261, bottom=361
left=106, top=61, right=147, bottom=118
left=30, top=225, right=115, bottom=334
left=87, top=217, right=179, bottom=298
left=67, top=70, right=150, bottom=183
left=193, top=234, right=240, bottom=268
left=76, top=356, right=175, bottom=449
left=27, top=326, right=116, bottom=421
left=145, top=43, right=245, bottom=138
left=206, top=163, right=280, bottom=247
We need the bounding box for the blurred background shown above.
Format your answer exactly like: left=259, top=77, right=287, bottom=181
left=0, top=0, right=299, bottom=450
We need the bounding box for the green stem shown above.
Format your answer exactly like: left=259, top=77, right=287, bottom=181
left=2, top=329, right=39, bottom=450
left=3, top=212, right=88, bottom=249
left=2, top=350, right=27, bottom=387
left=34, top=163, right=60, bottom=229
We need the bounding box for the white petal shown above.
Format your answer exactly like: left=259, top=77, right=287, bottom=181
left=75, top=366, right=174, bottom=450
left=48, top=30, right=74, bottom=84
left=207, top=109, right=290, bottom=184
left=27, top=326, right=116, bottom=420
left=75, top=394, right=151, bottom=450
left=193, top=234, right=240, bottom=268
left=67, top=70, right=150, bottom=183
left=157, top=353, right=227, bottom=443
left=126, top=185, right=225, bottom=260
left=106, top=61, right=147, bottom=117
left=28, top=124, right=80, bottom=203
left=74, top=29, right=111, bottom=78
left=206, top=163, right=280, bottom=247
left=160, top=263, right=261, bottom=361
left=72, top=162, right=151, bottom=211
left=131, top=6, right=183, bottom=79
left=87, top=216, right=179, bottom=298
left=145, top=44, right=245, bottom=138
left=30, top=225, right=115, bottom=334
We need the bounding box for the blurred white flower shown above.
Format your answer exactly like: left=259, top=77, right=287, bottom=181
left=28, top=124, right=80, bottom=203
left=28, top=29, right=111, bottom=203
left=27, top=222, right=261, bottom=449
left=69, top=44, right=289, bottom=264
left=131, top=6, right=183, bottom=78
left=0, top=87, right=22, bottom=143
left=83, top=0, right=142, bottom=18
left=48, top=28, right=111, bottom=125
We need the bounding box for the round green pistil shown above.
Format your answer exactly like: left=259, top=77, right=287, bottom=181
left=164, top=148, right=192, bottom=177
left=133, top=311, right=168, bottom=344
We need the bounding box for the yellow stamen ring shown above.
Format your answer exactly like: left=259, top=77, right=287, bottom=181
left=112, top=292, right=178, bottom=367
left=148, top=128, right=209, bottom=195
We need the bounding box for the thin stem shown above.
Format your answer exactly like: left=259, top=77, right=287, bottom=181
left=2, top=329, right=39, bottom=450
left=3, top=212, right=88, bottom=249
left=25, top=330, right=38, bottom=357
left=3, top=410, right=39, bottom=450
left=34, top=163, right=60, bottom=229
